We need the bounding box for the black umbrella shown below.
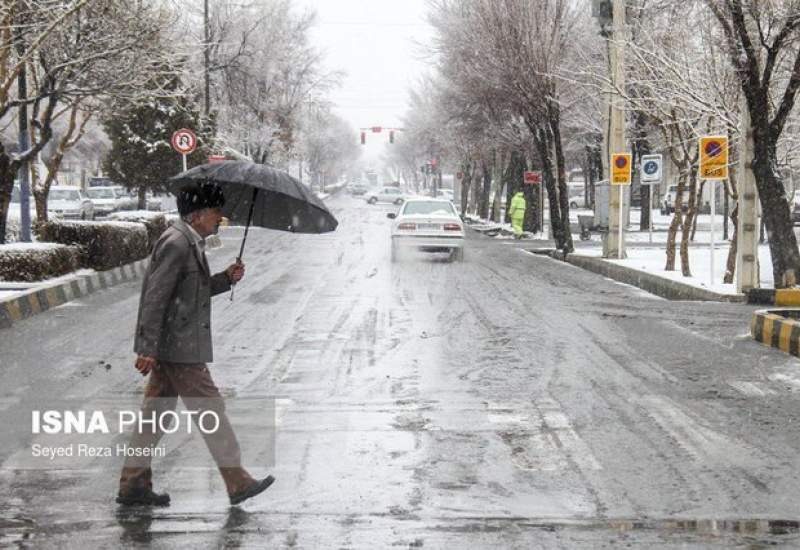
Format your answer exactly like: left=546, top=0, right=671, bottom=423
left=170, top=161, right=338, bottom=261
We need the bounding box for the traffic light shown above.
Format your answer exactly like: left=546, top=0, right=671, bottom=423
left=389, top=131, right=394, bottom=144
left=360, top=132, right=365, bottom=145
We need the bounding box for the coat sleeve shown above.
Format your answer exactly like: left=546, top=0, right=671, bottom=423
left=136, top=238, right=189, bottom=357
left=210, top=271, right=232, bottom=296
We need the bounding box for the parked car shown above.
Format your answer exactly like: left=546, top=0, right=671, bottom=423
left=348, top=183, right=368, bottom=196
left=366, top=186, right=406, bottom=205
left=9, top=184, right=37, bottom=220
left=88, top=176, right=115, bottom=188
left=792, top=190, right=800, bottom=224
left=146, top=192, right=163, bottom=211
left=48, top=186, right=94, bottom=220
left=111, top=187, right=136, bottom=210
left=85, top=186, right=121, bottom=216
left=387, top=198, right=464, bottom=262
left=568, top=186, right=587, bottom=209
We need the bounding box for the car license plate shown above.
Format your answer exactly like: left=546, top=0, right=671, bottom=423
left=417, top=223, right=441, bottom=230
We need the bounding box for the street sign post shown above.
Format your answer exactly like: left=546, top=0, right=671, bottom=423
left=171, top=128, right=197, bottom=172
left=523, top=171, right=542, bottom=185
left=640, top=154, right=662, bottom=243
left=699, top=136, right=729, bottom=286
left=611, top=153, right=631, bottom=258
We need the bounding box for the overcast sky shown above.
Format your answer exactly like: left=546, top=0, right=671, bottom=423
left=296, top=0, right=435, bottom=162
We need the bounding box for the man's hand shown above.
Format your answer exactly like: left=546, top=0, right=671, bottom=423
left=226, top=261, right=245, bottom=284
left=135, top=355, right=158, bottom=376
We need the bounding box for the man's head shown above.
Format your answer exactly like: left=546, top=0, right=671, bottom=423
left=177, top=183, right=226, bottom=238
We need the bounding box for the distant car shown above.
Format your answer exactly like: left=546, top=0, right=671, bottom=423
left=388, top=198, right=464, bottom=262
left=348, top=183, right=368, bottom=196
left=436, top=189, right=454, bottom=202
left=48, top=186, right=94, bottom=220
left=88, top=176, right=115, bottom=188
left=661, top=184, right=690, bottom=215
left=112, top=187, right=136, bottom=210
left=9, top=184, right=37, bottom=220
left=146, top=192, right=162, bottom=211
left=86, top=186, right=120, bottom=216
left=568, top=186, right=587, bottom=209
left=366, top=186, right=405, bottom=205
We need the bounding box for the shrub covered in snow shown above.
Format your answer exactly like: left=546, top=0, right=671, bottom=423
left=106, top=212, right=168, bottom=251
left=0, top=243, right=84, bottom=282
left=36, top=220, right=150, bottom=271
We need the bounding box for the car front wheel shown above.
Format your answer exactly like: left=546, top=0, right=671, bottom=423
left=394, top=198, right=404, bottom=205
left=368, top=197, right=377, bottom=204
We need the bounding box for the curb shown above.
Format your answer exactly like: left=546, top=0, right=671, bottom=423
left=0, top=258, right=148, bottom=330
left=747, top=288, right=800, bottom=306
left=751, top=309, right=800, bottom=357
left=547, top=252, right=745, bottom=303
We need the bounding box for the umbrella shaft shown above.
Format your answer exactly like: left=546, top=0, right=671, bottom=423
left=237, top=187, right=259, bottom=262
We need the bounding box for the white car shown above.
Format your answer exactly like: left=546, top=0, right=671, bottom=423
left=85, top=186, right=120, bottom=216
left=388, top=198, right=465, bottom=262
left=366, top=186, right=405, bottom=205
left=112, top=186, right=136, bottom=210
left=48, top=186, right=94, bottom=220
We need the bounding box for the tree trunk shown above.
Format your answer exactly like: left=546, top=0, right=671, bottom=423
left=550, top=107, right=574, bottom=253
left=478, top=160, right=491, bottom=220
left=534, top=128, right=566, bottom=249
left=138, top=186, right=147, bottom=210
left=460, top=162, right=471, bottom=215
left=690, top=180, right=705, bottom=242
left=724, top=203, right=739, bottom=284
left=0, top=147, right=21, bottom=245
left=679, top=167, right=699, bottom=277
left=490, top=151, right=505, bottom=222
left=752, top=139, right=800, bottom=287
left=665, top=172, right=687, bottom=271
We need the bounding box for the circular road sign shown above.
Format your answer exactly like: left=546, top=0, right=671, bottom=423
left=615, top=155, right=628, bottom=169
left=704, top=140, right=723, bottom=158
left=644, top=161, right=659, bottom=175
left=171, top=128, right=197, bottom=155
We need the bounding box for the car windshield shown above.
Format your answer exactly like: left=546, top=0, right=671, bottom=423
left=49, top=189, right=79, bottom=201
left=403, top=201, right=456, bottom=216
left=113, top=188, right=127, bottom=198
left=384, top=188, right=400, bottom=194
left=87, top=188, right=115, bottom=199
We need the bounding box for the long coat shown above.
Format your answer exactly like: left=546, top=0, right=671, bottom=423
left=134, top=219, right=231, bottom=363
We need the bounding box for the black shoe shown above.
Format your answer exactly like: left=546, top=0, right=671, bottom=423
left=116, top=488, right=171, bottom=507
left=229, top=475, right=275, bottom=506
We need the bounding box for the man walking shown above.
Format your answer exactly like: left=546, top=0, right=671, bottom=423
left=117, top=182, right=274, bottom=507
left=509, top=189, right=527, bottom=239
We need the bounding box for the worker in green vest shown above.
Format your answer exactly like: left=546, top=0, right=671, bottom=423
left=508, top=190, right=526, bottom=239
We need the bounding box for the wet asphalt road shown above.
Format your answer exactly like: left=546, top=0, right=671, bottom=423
left=3, top=193, right=800, bottom=548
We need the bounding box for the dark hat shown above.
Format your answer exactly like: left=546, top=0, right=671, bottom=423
left=177, top=182, right=225, bottom=216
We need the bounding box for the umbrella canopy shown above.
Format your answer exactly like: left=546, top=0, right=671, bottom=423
left=169, top=161, right=338, bottom=234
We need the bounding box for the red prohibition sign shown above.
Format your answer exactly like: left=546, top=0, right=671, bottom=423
left=704, top=140, right=723, bottom=158
left=615, top=156, right=628, bottom=169
left=171, top=129, right=197, bottom=155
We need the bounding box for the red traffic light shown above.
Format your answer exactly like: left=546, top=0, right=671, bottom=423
left=360, top=132, right=366, bottom=145
left=371, top=126, right=382, bottom=133
left=389, top=131, right=395, bottom=144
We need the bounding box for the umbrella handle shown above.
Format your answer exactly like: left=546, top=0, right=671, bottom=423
left=230, top=187, right=259, bottom=302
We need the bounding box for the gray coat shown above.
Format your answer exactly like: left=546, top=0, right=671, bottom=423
left=134, top=219, right=231, bottom=363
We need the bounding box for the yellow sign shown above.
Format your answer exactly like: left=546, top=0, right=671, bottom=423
left=699, top=136, right=729, bottom=180
left=611, top=153, right=632, bottom=185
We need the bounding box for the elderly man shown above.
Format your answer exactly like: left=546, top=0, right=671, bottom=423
left=117, top=182, right=274, bottom=507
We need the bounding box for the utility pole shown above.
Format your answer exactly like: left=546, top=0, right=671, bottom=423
left=16, top=39, right=31, bottom=242
left=605, top=0, right=626, bottom=258
left=204, top=0, right=211, bottom=116
left=736, top=98, right=760, bottom=292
